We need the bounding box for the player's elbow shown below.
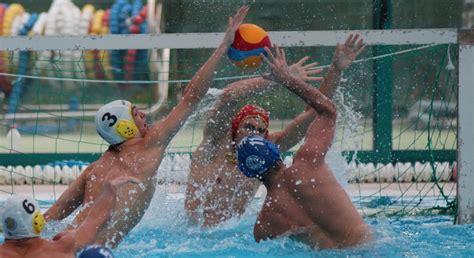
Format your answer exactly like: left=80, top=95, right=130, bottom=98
left=220, top=86, right=240, bottom=104
left=322, top=103, right=337, bottom=121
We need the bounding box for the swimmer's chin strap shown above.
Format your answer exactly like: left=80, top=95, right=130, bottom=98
left=116, top=119, right=139, bottom=139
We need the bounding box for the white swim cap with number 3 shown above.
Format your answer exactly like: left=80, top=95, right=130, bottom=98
left=95, top=100, right=140, bottom=145
left=1, top=196, right=45, bottom=239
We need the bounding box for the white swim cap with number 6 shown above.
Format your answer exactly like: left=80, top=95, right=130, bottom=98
left=1, top=195, right=45, bottom=239
left=95, top=100, right=140, bottom=145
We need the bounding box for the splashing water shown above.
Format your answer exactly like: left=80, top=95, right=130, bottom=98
left=116, top=193, right=471, bottom=257
left=331, top=86, right=364, bottom=188
left=182, top=88, right=224, bottom=128
left=2, top=189, right=469, bottom=257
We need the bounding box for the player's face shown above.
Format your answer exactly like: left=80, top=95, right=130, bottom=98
left=132, top=106, right=148, bottom=136
left=235, top=116, right=268, bottom=143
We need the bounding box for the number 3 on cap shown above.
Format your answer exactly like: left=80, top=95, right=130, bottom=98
left=102, top=112, right=118, bottom=127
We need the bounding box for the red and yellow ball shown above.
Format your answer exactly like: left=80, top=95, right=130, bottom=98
left=228, top=23, right=271, bottom=70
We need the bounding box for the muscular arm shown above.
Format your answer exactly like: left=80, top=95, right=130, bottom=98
left=270, top=64, right=341, bottom=151
left=280, top=76, right=337, bottom=163
left=54, top=177, right=139, bottom=252
left=44, top=169, right=87, bottom=221
left=265, top=47, right=337, bottom=162
left=143, top=7, right=249, bottom=150
left=282, top=76, right=337, bottom=119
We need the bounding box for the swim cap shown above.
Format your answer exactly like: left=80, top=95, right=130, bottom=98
left=95, top=100, right=139, bottom=145
left=231, top=104, right=269, bottom=139
left=1, top=195, right=45, bottom=240
left=78, top=245, right=114, bottom=258
left=236, top=135, right=281, bottom=179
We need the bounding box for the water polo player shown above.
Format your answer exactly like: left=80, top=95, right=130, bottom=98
left=44, top=6, right=250, bottom=248
left=233, top=45, right=372, bottom=249
left=0, top=176, right=138, bottom=257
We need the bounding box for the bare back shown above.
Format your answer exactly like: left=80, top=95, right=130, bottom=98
left=254, top=161, right=371, bottom=249
left=252, top=102, right=371, bottom=248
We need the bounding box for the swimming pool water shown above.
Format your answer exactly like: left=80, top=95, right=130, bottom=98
left=1, top=189, right=471, bottom=257
left=116, top=216, right=473, bottom=258
left=113, top=190, right=472, bottom=257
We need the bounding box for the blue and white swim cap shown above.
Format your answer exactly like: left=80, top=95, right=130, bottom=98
left=236, top=135, right=282, bottom=179
left=78, top=245, right=114, bottom=258
left=95, top=100, right=139, bottom=145
left=1, top=195, right=45, bottom=240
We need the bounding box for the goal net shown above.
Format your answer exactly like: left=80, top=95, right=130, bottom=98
left=0, top=28, right=458, bottom=217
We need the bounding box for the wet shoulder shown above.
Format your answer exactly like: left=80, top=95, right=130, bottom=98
left=285, top=160, right=330, bottom=180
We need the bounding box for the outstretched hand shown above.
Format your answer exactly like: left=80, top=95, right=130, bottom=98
left=262, top=45, right=295, bottom=84
left=289, top=56, right=323, bottom=82
left=332, top=34, right=366, bottom=71
left=222, top=6, right=249, bottom=47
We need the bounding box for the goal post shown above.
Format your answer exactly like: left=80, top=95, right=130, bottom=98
left=457, top=30, right=474, bottom=224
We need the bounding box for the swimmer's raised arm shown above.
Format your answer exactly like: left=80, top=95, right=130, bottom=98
left=270, top=34, right=365, bottom=150
left=202, top=57, right=321, bottom=144
left=264, top=46, right=337, bottom=163
left=44, top=167, right=88, bottom=221
left=142, top=6, right=249, bottom=149
left=53, top=176, right=141, bottom=252
left=263, top=46, right=336, bottom=119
